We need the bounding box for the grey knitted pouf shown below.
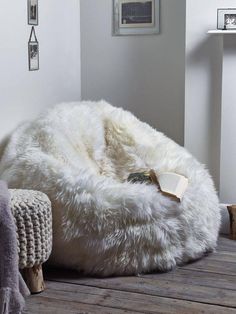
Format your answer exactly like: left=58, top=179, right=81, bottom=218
left=10, top=189, right=52, bottom=293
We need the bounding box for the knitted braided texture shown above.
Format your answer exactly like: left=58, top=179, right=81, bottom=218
left=9, top=190, right=52, bottom=269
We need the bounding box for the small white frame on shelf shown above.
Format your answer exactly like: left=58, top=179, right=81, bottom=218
left=217, top=8, right=236, bottom=30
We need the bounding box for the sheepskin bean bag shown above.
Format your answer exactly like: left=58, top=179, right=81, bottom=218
left=0, top=101, right=221, bottom=276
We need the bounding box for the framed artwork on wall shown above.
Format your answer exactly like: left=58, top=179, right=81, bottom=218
left=28, top=0, right=38, bottom=25
left=113, top=0, right=160, bottom=35
left=28, top=27, right=39, bottom=71
left=217, top=8, right=236, bottom=30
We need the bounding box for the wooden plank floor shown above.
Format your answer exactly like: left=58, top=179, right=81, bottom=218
left=24, top=237, right=236, bottom=314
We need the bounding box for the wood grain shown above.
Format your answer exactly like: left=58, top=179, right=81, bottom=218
left=228, top=205, right=236, bottom=240
left=23, top=264, right=45, bottom=294
left=217, top=236, right=236, bottom=250
left=183, top=258, right=236, bottom=276
left=25, top=281, right=236, bottom=314
left=24, top=296, right=136, bottom=314
left=25, top=237, right=236, bottom=313
left=45, top=272, right=236, bottom=307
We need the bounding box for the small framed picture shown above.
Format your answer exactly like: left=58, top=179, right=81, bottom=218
left=28, top=0, right=38, bottom=25
left=113, top=0, right=160, bottom=36
left=217, top=8, right=236, bottom=30
left=28, top=27, right=39, bottom=71
left=29, top=42, right=39, bottom=71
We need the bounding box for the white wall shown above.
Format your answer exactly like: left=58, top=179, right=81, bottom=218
left=0, top=0, right=81, bottom=138
left=80, top=0, right=186, bottom=145
left=185, top=0, right=236, bottom=190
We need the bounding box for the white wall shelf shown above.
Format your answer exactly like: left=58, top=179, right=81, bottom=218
left=208, top=30, right=236, bottom=34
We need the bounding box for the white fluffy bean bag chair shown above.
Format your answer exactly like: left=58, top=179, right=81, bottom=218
left=0, top=101, right=221, bottom=276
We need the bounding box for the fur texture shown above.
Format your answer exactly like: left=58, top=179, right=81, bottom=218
left=0, top=101, right=221, bottom=276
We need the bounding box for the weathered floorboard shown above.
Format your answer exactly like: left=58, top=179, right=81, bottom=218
left=24, top=281, right=236, bottom=314
left=46, top=266, right=236, bottom=291
left=24, top=296, right=136, bottom=314
left=45, top=271, right=236, bottom=307
left=25, top=236, right=236, bottom=313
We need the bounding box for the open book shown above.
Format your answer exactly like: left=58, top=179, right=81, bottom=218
left=127, top=170, right=188, bottom=201
left=156, top=172, right=188, bottom=201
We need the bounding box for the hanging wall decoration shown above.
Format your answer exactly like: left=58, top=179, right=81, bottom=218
left=113, top=0, right=160, bottom=36
left=28, top=26, right=39, bottom=71
left=28, top=0, right=38, bottom=25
